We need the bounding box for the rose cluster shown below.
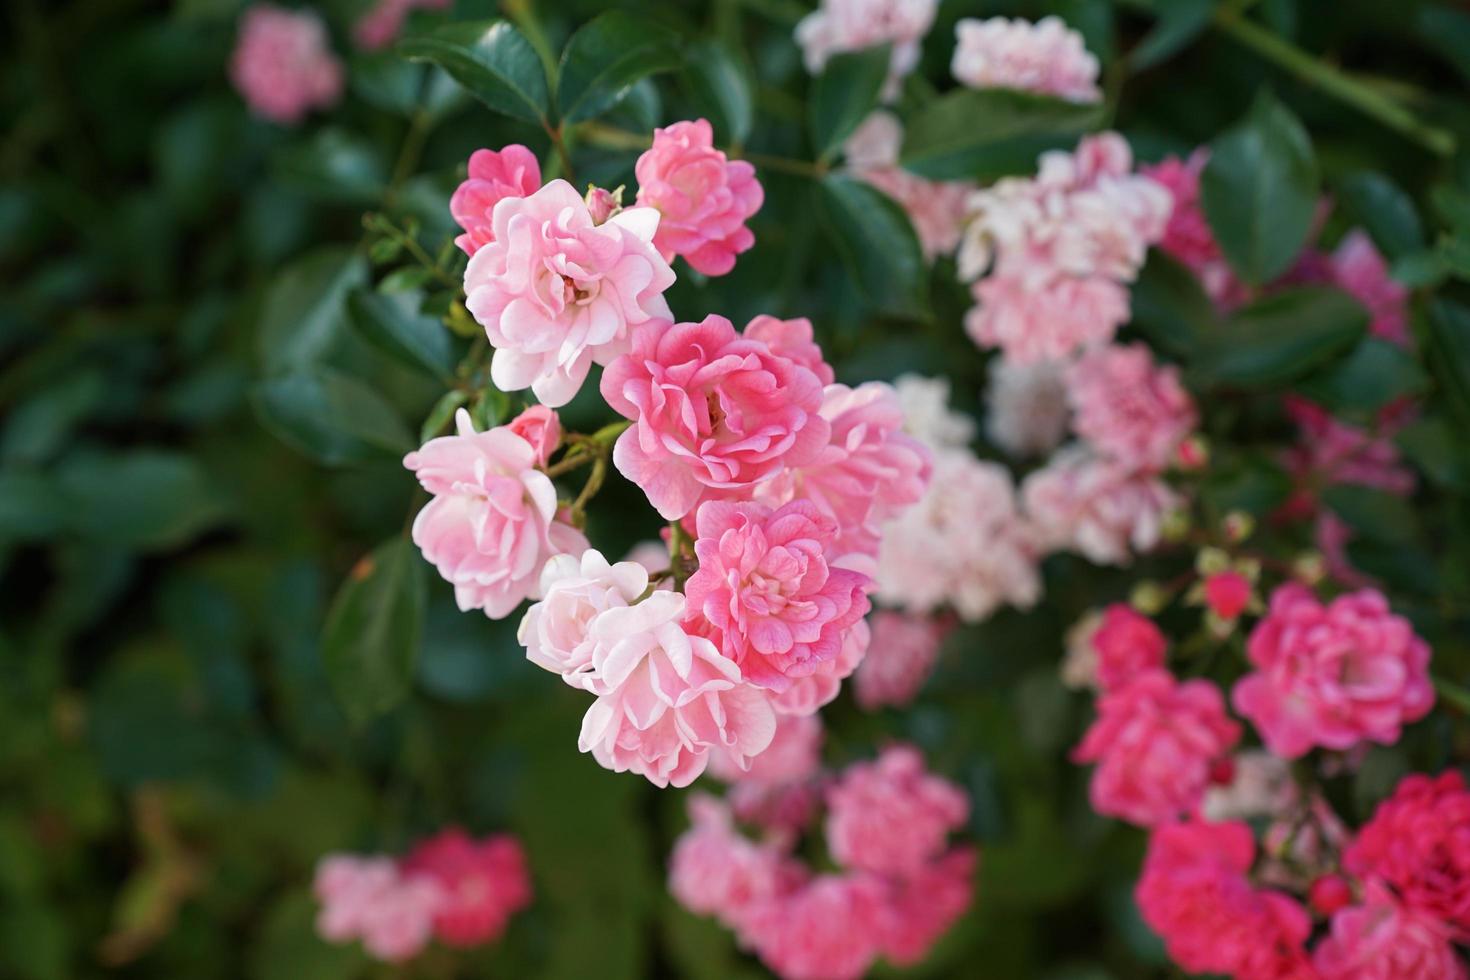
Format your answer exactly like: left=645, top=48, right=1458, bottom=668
left=406, top=126, right=929, bottom=788
left=313, top=828, right=531, bottom=963
left=670, top=740, right=974, bottom=980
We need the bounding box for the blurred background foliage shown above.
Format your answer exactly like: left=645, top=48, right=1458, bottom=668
left=3, top=0, right=1470, bottom=976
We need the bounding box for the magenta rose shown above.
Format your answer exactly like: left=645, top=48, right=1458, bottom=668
left=449, top=145, right=542, bottom=256
left=601, top=315, right=831, bottom=520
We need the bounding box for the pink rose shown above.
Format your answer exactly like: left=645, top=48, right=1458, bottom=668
left=964, top=273, right=1131, bottom=364
left=709, top=712, right=824, bottom=787
left=1090, top=603, right=1167, bottom=692
left=505, top=404, right=560, bottom=466
left=984, top=356, right=1070, bottom=458
left=950, top=16, right=1101, bottom=102
left=824, top=744, right=969, bottom=876
left=352, top=0, right=451, bottom=51
left=517, top=550, right=649, bottom=678
left=1332, top=230, right=1410, bottom=348
left=1139, top=150, right=1239, bottom=303
left=669, top=794, right=793, bottom=931
left=229, top=5, right=343, bottom=125
left=601, top=315, right=831, bottom=520
left=742, top=315, right=835, bottom=385
left=877, top=846, right=976, bottom=966
left=1066, top=343, right=1197, bottom=472
left=1204, top=570, right=1252, bottom=620
left=404, top=409, right=587, bottom=619
left=765, top=614, right=869, bottom=716
left=464, top=180, right=674, bottom=407
left=450, top=146, right=543, bottom=256
left=743, top=874, right=888, bottom=980
left=1072, top=669, right=1240, bottom=826
left=1344, top=770, right=1470, bottom=936
left=686, top=499, right=870, bottom=691
left=1232, top=584, right=1434, bottom=758
left=576, top=591, right=776, bottom=787
left=312, top=854, right=442, bottom=963
left=795, top=0, right=938, bottom=100
left=1313, top=881, right=1468, bottom=980
left=634, top=119, right=764, bottom=276
left=1022, top=446, right=1178, bottom=565
left=401, top=829, right=531, bottom=948
left=854, top=610, right=945, bottom=709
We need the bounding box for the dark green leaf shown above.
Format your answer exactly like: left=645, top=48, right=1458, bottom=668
left=1418, top=5, right=1470, bottom=85
left=1126, top=250, right=1220, bottom=359
left=257, top=248, right=367, bottom=374
left=1201, top=454, right=1293, bottom=517
left=420, top=389, right=469, bottom=444
left=815, top=174, right=925, bottom=317
left=56, top=451, right=226, bottom=550
left=347, top=288, right=454, bottom=379
left=1323, top=484, right=1418, bottom=542
left=682, top=39, right=755, bottom=145
left=809, top=43, right=890, bottom=162
left=1339, top=172, right=1424, bottom=259
left=1439, top=233, right=1470, bottom=282
left=398, top=20, right=549, bottom=125
left=1389, top=248, right=1447, bottom=288
left=0, top=469, right=66, bottom=542
left=1, top=369, right=104, bottom=464
left=1294, top=337, right=1429, bottom=417
left=272, top=128, right=387, bottom=204
left=1427, top=299, right=1470, bottom=428
left=1201, top=91, right=1320, bottom=284
left=901, top=88, right=1104, bottom=181
left=321, top=537, right=426, bottom=725
left=1194, top=287, right=1366, bottom=387
left=1128, top=0, right=1213, bottom=71
left=556, top=12, right=681, bottom=123
left=251, top=369, right=414, bottom=466
left=350, top=52, right=423, bottom=117
left=1431, top=184, right=1470, bottom=232
left=1396, top=416, right=1470, bottom=489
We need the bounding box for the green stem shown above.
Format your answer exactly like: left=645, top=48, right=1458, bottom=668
left=386, top=109, right=431, bottom=206
left=1212, top=9, right=1455, bottom=157
left=570, top=454, right=608, bottom=522
left=1434, top=675, right=1470, bottom=715
left=668, top=520, right=695, bottom=589
left=367, top=215, right=461, bottom=291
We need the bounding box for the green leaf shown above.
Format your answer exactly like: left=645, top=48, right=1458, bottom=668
left=1294, top=337, right=1429, bottom=417
left=815, top=174, right=925, bottom=317
left=809, top=43, right=890, bottom=163
left=1389, top=248, right=1447, bottom=288
left=900, top=88, right=1103, bottom=181
left=350, top=52, right=423, bottom=117
left=56, top=450, right=226, bottom=550
left=0, top=469, right=66, bottom=542
left=251, top=369, right=414, bottom=466
left=1194, top=287, right=1366, bottom=387
left=1427, top=299, right=1470, bottom=428
left=682, top=39, right=755, bottom=145
left=419, top=389, right=469, bottom=444
left=398, top=20, right=549, bottom=125
left=257, top=247, right=367, bottom=375
left=1418, top=5, right=1470, bottom=85
left=321, top=538, right=426, bottom=725
left=1396, top=416, right=1470, bottom=489
left=1201, top=91, right=1320, bottom=284
left=1127, top=250, right=1220, bottom=359
left=1, top=368, right=104, bottom=464
left=1432, top=184, right=1470, bottom=232
left=272, top=128, right=388, bottom=204
left=556, top=12, right=681, bottom=123
left=1339, top=172, right=1424, bottom=259
left=1128, top=0, right=1213, bottom=71
left=347, top=288, right=454, bottom=379
left=1323, top=484, right=1418, bottom=543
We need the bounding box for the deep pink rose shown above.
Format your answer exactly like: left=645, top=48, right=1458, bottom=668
left=601, top=315, right=831, bottom=520
left=742, top=315, right=835, bottom=385
left=634, top=119, right=764, bottom=276
left=1344, top=770, right=1470, bottom=936
left=765, top=614, right=869, bottom=716
left=854, top=610, right=945, bottom=709
left=352, top=0, right=451, bottom=51
left=1314, top=881, right=1468, bottom=979
left=824, top=744, right=969, bottom=876
left=1204, top=570, right=1252, bottom=620
left=1066, top=342, right=1197, bottom=472
left=400, top=829, right=531, bottom=948
left=505, top=404, right=561, bottom=466
left=450, top=145, right=542, bottom=256
left=404, top=409, right=587, bottom=619
left=1090, top=603, right=1167, bottom=692
left=464, top=179, right=674, bottom=407
left=1332, top=230, right=1410, bottom=348
left=877, top=846, right=976, bottom=966
left=1232, top=583, right=1434, bottom=758
left=742, top=874, right=887, bottom=980
left=668, top=794, right=793, bottom=931
left=686, top=499, right=870, bottom=691
left=229, top=5, right=343, bottom=125
left=1073, top=669, right=1240, bottom=827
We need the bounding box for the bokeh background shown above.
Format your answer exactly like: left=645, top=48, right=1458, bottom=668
left=4, top=0, right=1470, bottom=977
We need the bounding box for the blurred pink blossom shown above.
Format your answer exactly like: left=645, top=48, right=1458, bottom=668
left=854, top=610, right=946, bottom=709
left=825, top=744, right=969, bottom=875
left=229, top=5, right=343, bottom=125
left=950, top=16, right=1100, bottom=102
left=401, top=829, right=531, bottom=948
left=1066, top=343, right=1197, bottom=472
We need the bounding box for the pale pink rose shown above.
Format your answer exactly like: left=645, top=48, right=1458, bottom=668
left=1072, top=669, right=1240, bottom=827
left=401, top=829, right=531, bottom=948
left=743, top=315, right=835, bottom=385
left=505, top=404, right=560, bottom=465
left=984, top=356, right=1070, bottom=458
left=877, top=450, right=1041, bottom=621
left=686, top=499, right=870, bottom=691
left=766, top=615, right=869, bottom=716
left=1090, top=603, right=1167, bottom=692
left=352, top=0, right=451, bottom=51
left=825, top=745, right=969, bottom=875
left=756, top=382, right=932, bottom=558
left=843, top=111, right=904, bottom=171
left=669, top=794, right=792, bottom=931
left=964, top=273, right=1131, bottom=364
left=623, top=539, right=670, bottom=577
left=634, top=119, right=763, bottom=276
left=464, top=180, right=674, bottom=407
left=877, top=847, right=976, bottom=966
left=517, top=550, right=649, bottom=677
left=1066, top=343, right=1197, bottom=471
left=357, top=875, right=444, bottom=963
left=1314, top=882, right=1468, bottom=980
left=229, top=5, right=343, bottom=125
left=951, top=16, right=1101, bottom=102
left=795, top=0, right=938, bottom=101
left=601, top=315, right=831, bottom=520
left=709, top=712, right=824, bottom=787
left=576, top=591, right=776, bottom=787
left=743, top=874, right=888, bottom=980
left=450, top=146, right=543, bottom=256
left=1332, top=230, right=1410, bottom=347
left=1231, top=583, right=1434, bottom=758
left=854, top=610, right=945, bottom=709
left=583, top=186, right=619, bottom=224
left=314, top=855, right=401, bottom=943
left=1201, top=750, right=1296, bottom=823
left=1136, top=820, right=1314, bottom=978
left=892, top=374, right=976, bottom=451
left=312, top=854, right=442, bottom=963
left=1022, top=446, right=1178, bottom=565
left=404, top=409, right=587, bottom=619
